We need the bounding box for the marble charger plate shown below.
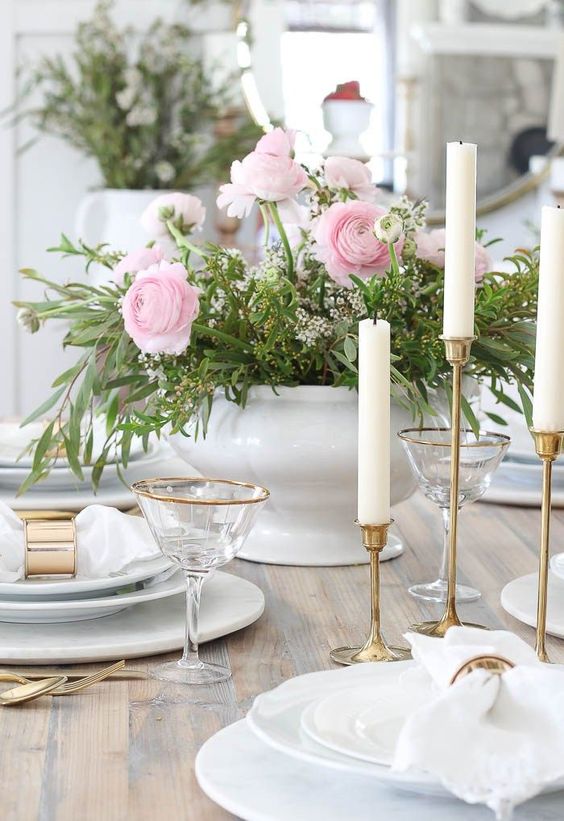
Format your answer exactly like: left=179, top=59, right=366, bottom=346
left=0, top=571, right=264, bottom=663
left=501, top=571, right=564, bottom=638
left=196, top=720, right=564, bottom=821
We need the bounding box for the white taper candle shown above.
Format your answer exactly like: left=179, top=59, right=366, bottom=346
left=443, top=141, right=477, bottom=339
left=357, top=318, right=390, bottom=525
left=532, top=205, right=564, bottom=431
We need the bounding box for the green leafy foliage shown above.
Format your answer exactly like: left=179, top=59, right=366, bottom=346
left=7, top=0, right=263, bottom=189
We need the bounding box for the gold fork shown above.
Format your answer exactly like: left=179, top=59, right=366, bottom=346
left=0, top=660, right=126, bottom=695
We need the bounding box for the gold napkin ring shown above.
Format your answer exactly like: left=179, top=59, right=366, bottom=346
left=449, top=654, right=515, bottom=686
left=23, top=517, right=77, bottom=578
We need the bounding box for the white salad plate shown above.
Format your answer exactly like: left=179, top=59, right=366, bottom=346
left=0, top=570, right=185, bottom=623
left=0, top=555, right=172, bottom=600
left=0, top=571, right=264, bottom=663
left=299, top=678, right=432, bottom=767
left=246, top=660, right=564, bottom=799
left=197, top=720, right=564, bottom=821
left=501, top=572, right=564, bottom=638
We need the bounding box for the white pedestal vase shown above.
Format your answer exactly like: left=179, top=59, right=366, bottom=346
left=322, top=100, right=373, bottom=160
left=166, top=386, right=417, bottom=566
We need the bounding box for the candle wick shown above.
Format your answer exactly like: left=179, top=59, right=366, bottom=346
left=459, top=140, right=463, bottom=145
left=373, top=311, right=378, bottom=325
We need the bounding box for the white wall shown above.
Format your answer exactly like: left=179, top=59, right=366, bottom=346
left=1, top=0, right=239, bottom=417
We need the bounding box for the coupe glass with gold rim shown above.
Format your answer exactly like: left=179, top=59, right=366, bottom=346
left=131, top=477, right=269, bottom=685
left=397, top=429, right=510, bottom=603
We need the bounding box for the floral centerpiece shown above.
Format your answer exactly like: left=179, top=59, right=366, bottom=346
left=15, top=128, right=538, bottom=563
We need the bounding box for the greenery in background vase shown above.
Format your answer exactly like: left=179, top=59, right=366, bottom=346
left=14, top=130, right=538, bottom=491
left=9, top=0, right=262, bottom=189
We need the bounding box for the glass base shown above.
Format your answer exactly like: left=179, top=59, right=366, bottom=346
left=408, top=578, right=481, bottom=603
left=151, top=659, right=231, bottom=685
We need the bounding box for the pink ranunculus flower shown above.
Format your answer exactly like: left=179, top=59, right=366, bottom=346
left=415, top=229, right=492, bottom=282
left=324, top=157, right=376, bottom=202
left=113, top=244, right=165, bottom=286
left=122, top=261, right=199, bottom=355
left=217, top=151, right=308, bottom=222
left=255, top=127, right=297, bottom=157
left=140, top=192, right=206, bottom=239
left=312, top=201, right=402, bottom=286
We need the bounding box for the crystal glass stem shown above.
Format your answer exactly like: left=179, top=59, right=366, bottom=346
left=438, top=506, right=450, bottom=587
left=181, top=571, right=204, bottom=670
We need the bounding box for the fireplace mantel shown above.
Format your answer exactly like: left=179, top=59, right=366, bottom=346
left=412, top=21, right=561, bottom=59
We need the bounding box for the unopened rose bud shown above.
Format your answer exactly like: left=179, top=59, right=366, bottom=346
left=374, top=213, right=403, bottom=244
left=16, top=307, right=40, bottom=333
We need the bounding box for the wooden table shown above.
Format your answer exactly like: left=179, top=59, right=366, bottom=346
left=1, top=493, right=563, bottom=821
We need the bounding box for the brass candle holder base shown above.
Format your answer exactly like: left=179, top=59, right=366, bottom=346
left=412, top=336, right=487, bottom=638
left=531, top=429, right=564, bottom=663
left=409, top=618, right=487, bottom=638
left=330, top=521, right=411, bottom=665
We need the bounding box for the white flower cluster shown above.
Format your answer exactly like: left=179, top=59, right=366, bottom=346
left=115, top=66, right=157, bottom=127
left=295, top=308, right=333, bottom=346
left=390, top=196, right=428, bottom=236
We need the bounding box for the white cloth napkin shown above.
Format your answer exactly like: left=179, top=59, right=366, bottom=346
left=0, top=501, right=161, bottom=581
left=392, top=627, right=564, bottom=819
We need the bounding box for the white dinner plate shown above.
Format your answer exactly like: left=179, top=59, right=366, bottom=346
left=0, top=421, right=146, bottom=468
left=197, top=721, right=564, bottom=821
left=0, top=555, right=172, bottom=599
left=0, top=571, right=264, bottom=663
left=501, top=572, right=564, bottom=638
left=300, top=678, right=433, bottom=766
left=0, top=570, right=185, bottom=623
left=246, top=661, right=564, bottom=800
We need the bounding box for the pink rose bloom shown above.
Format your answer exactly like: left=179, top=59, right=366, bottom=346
left=122, top=261, right=199, bottom=355
left=113, top=244, right=164, bottom=286
left=415, top=229, right=492, bottom=282
left=324, top=157, right=376, bottom=202
left=312, top=201, right=401, bottom=286
left=140, top=192, right=206, bottom=239
left=255, top=127, right=297, bottom=157
left=474, top=241, right=493, bottom=282
left=217, top=151, right=308, bottom=223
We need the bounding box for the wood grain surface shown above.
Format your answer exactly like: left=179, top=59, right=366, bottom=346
left=0, top=492, right=561, bottom=820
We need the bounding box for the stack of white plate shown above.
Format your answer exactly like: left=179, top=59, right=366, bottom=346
left=0, top=421, right=170, bottom=510
left=196, top=662, right=564, bottom=819
left=0, top=557, right=179, bottom=624
left=480, top=389, right=564, bottom=507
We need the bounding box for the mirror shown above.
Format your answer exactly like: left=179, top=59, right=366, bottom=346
left=234, top=0, right=564, bottom=227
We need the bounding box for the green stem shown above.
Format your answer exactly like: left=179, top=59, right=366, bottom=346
left=258, top=203, right=271, bottom=246
left=269, top=203, right=295, bottom=284
left=388, top=242, right=400, bottom=278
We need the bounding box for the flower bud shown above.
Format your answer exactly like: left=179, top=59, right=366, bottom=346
left=401, top=237, right=417, bottom=259
left=373, top=213, right=403, bottom=244
left=16, top=307, right=40, bottom=333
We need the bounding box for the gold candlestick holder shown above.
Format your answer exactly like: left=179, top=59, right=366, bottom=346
left=530, top=429, right=564, bottom=663
left=330, top=521, right=411, bottom=665
left=411, top=335, right=487, bottom=637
